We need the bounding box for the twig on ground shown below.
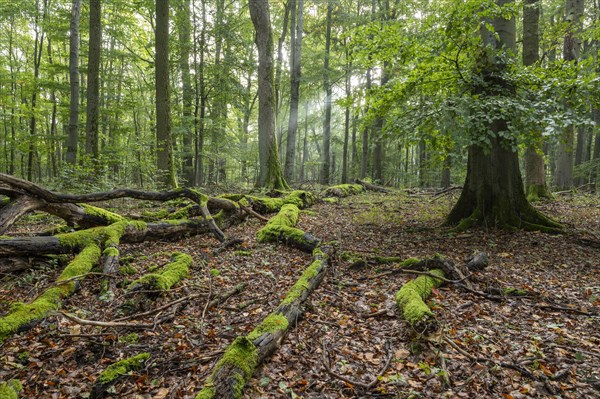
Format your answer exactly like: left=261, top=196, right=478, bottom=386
left=322, top=340, right=393, bottom=390
left=59, top=311, right=154, bottom=329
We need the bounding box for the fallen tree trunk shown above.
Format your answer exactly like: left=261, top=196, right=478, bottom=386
left=322, top=183, right=364, bottom=198
left=127, top=252, right=193, bottom=292
left=257, top=204, right=320, bottom=252
left=0, top=217, right=240, bottom=257
left=195, top=245, right=333, bottom=399
left=395, top=267, right=445, bottom=332
left=0, top=245, right=101, bottom=343
left=355, top=179, right=391, bottom=193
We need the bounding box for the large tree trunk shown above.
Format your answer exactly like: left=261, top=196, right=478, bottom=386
left=250, top=0, right=289, bottom=190
left=446, top=0, right=560, bottom=232
left=65, top=0, right=81, bottom=166
left=155, top=0, right=177, bottom=189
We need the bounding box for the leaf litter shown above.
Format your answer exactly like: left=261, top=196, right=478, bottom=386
left=0, top=191, right=598, bottom=398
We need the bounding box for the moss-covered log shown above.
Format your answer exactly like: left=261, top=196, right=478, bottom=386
left=0, top=245, right=101, bottom=343
left=355, top=179, right=391, bottom=193
left=196, top=245, right=333, bottom=399
left=395, top=267, right=445, bottom=332
left=222, top=190, right=316, bottom=214
left=0, top=380, right=22, bottom=399
left=256, top=204, right=320, bottom=252
left=0, top=173, right=231, bottom=242
left=127, top=252, right=192, bottom=292
left=0, top=216, right=242, bottom=258
left=322, top=183, right=364, bottom=198
left=89, top=353, right=150, bottom=399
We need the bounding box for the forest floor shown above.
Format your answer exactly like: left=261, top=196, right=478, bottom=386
left=1, top=189, right=599, bottom=399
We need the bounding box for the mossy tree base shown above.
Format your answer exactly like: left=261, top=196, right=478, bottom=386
left=526, top=183, right=552, bottom=203
left=446, top=143, right=562, bottom=233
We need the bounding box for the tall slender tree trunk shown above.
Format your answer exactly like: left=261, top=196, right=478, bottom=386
left=249, top=0, right=289, bottom=189
left=446, top=0, right=560, bottom=232
left=85, top=0, right=101, bottom=175
left=177, top=0, right=194, bottom=185
left=555, top=0, right=584, bottom=190
left=193, top=0, right=207, bottom=186
left=65, top=0, right=81, bottom=167
left=523, top=0, right=550, bottom=200
left=155, top=0, right=177, bottom=188
left=284, top=0, right=303, bottom=183
left=320, top=0, right=333, bottom=185
left=341, top=41, right=351, bottom=184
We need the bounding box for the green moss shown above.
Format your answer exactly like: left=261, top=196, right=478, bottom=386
left=502, top=287, right=530, bottom=296
left=196, top=337, right=258, bottom=399
left=247, top=313, right=289, bottom=341
left=103, top=246, right=120, bottom=258
left=80, top=204, right=126, bottom=224
left=395, top=269, right=444, bottom=326
left=128, top=252, right=192, bottom=291
left=399, top=257, right=421, bottom=268
left=280, top=258, right=323, bottom=306
left=97, top=353, right=150, bottom=384
left=0, top=245, right=101, bottom=343
left=119, top=264, right=137, bottom=275
left=257, top=204, right=305, bottom=244
left=322, top=197, right=338, bottom=203
left=57, top=220, right=146, bottom=249
left=324, top=184, right=364, bottom=197
left=0, top=379, right=22, bottom=399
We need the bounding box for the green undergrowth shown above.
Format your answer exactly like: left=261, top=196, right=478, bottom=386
left=128, top=252, right=192, bottom=291
left=0, top=379, right=22, bottom=399
left=0, top=245, right=101, bottom=343
left=97, top=353, right=150, bottom=385
left=395, top=268, right=445, bottom=327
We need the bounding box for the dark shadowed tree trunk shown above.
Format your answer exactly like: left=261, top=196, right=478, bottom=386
left=66, top=0, right=81, bottom=167
left=446, top=0, right=561, bottom=232
left=320, top=0, right=333, bottom=185
left=249, top=0, right=289, bottom=189
left=85, top=0, right=101, bottom=174
left=284, top=0, right=303, bottom=183
left=155, top=0, right=177, bottom=188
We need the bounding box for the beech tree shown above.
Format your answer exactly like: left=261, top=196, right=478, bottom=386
left=445, top=0, right=560, bottom=231
left=249, top=0, right=289, bottom=189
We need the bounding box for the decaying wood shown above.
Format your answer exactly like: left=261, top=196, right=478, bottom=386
left=196, top=245, right=334, bottom=398
left=355, top=178, right=391, bottom=193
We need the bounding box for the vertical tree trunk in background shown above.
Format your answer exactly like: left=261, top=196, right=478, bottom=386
left=28, top=0, right=46, bottom=181
left=65, top=0, right=81, bottom=167
left=284, top=0, right=303, bottom=183
left=418, top=138, right=427, bottom=187
left=155, top=0, right=177, bottom=189
left=47, top=36, right=58, bottom=178
left=446, top=0, right=560, bottom=232
left=274, top=1, right=290, bottom=117
left=441, top=155, right=451, bottom=188
left=85, top=0, right=101, bottom=174
left=592, top=107, right=600, bottom=189
left=320, top=0, right=333, bottom=185
left=372, top=66, right=388, bottom=184
left=341, top=41, right=351, bottom=184
left=193, top=0, right=207, bottom=186
left=555, top=0, right=584, bottom=191
left=177, top=0, right=194, bottom=185
left=249, top=0, right=289, bottom=189
left=299, top=102, right=309, bottom=181
left=523, top=0, right=550, bottom=201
